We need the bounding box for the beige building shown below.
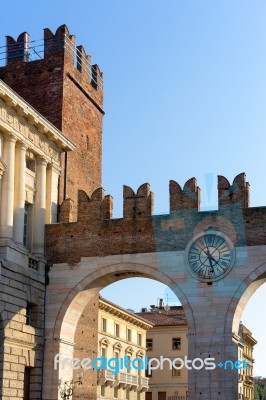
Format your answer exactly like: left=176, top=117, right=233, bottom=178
left=98, top=297, right=153, bottom=400
left=0, top=78, right=75, bottom=399
left=137, top=300, right=188, bottom=400
left=137, top=301, right=257, bottom=400
left=238, top=324, right=257, bottom=400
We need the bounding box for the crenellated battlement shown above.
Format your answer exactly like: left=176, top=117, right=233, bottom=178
left=58, top=173, right=250, bottom=224
left=43, top=25, right=76, bottom=59
left=0, top=25, right=104, bottom=211
left=1, top=24, right=103, bottom=95
left=123, top=183, right=154, bottom=219
left=6, top=32, right=30, bottom=62
left=218, top=172, right=249, bottom=208
left=170, top=177, right=200, bottom=212
left=46, top=172, right=266, bottom=264
left=77, top=188, right=113, bottom=222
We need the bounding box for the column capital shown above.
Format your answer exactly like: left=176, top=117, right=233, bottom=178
left=4, top=133, right=17, bottom=143
left=36, top=156, right=48, bottom=167
left=47, top=161, right=61, bottom=174
left=15, top=141, right=27, bottom=150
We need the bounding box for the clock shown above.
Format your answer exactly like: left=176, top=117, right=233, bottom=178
left=186, top=230, right=235, bottom=282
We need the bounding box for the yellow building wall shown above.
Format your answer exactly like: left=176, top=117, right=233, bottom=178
left=146, top=326, right=188, bottom=400
left=98, top=300, right=151, bottom=400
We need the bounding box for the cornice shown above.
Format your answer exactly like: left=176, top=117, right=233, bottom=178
left=99, top=299, right=153, bottom=330
left=4, top=336, right=43, bottom=350
left=0, top=79, right=76, bottom=152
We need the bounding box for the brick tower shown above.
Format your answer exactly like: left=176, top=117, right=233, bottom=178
left=0, top=25, right=104, bottom=218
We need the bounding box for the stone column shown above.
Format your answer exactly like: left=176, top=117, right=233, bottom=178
left=46, top=163, right=60, bottom=224
left=13, top=142, right=27, bottom=245
left=32, top=157, right=47, bottom=256
left=0, top=134, right=16, bottom=239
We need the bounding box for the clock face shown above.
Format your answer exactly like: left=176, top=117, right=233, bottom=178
left=186, top=231, right=235, bottom=281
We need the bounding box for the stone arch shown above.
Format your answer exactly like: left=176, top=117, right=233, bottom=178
left=54, top=262, right=194, bottom=343
left=44, top=261, right=195, bottom=399
left=225, top=261, right=266, bottom=334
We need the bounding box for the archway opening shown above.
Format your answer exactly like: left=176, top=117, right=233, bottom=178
left=98, top=277, right=187, bottom=400
left=228, top=266, right=266, bottom=400
left=44, top=262, right=194, bottom=400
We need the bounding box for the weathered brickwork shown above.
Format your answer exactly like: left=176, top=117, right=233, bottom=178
left=45, top=173, right=266, bottom=264
left=0, top=25, right=103, bottom=215
left=72, top=295, right=99, bottom=400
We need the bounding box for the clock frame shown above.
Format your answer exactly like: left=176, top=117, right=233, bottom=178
left=185, top=230, right=235, bottom=282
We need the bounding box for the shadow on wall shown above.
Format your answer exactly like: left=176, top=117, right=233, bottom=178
left=0, top=313, right=3, bottom=397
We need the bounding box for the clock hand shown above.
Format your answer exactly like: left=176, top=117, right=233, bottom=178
left=208, top=256, right=214, bottom=273
left=202, top=248, right=211, bottom=257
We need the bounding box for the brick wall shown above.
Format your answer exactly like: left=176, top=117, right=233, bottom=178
left=72, top=295, right=99, bottom=400
left=45, top=174, right=265, bottom=265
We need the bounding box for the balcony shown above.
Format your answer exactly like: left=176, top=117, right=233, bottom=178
left=138, top=377, right=149, bottom=392
left=98, top=370, right=149, bottom=391
left=98, top=369, right=115, bottom=386
left=116, top=372, right=128, bottom=388
left=126, top=373, right=138, bottom=389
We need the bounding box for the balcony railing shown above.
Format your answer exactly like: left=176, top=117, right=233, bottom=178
left=28, top=257, right=39, bottom=271
left=98, top=370, right=149, bottom=391
left=139, top=377, right=149, bottom=388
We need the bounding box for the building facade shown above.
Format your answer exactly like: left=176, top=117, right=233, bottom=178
left=137, top=301, right=189, bottom=400
left=238, top=324, right=257, bottom=400
left=137, top=301, right=257, bottom=400
left=0, top=24, right=103, bottom=399
left=97, top=297, right=152, bottom=400
left=0, top=78, right=75, bottom=399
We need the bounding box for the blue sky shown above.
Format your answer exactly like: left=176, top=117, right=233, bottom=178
left=1, top=0, right=265, bottom=376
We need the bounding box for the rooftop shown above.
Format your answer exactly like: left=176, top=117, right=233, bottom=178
left=136, top=306, right=187, bottom=327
